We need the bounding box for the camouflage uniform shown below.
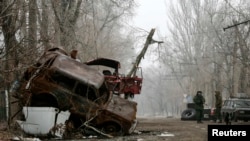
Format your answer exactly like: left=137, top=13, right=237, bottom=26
left=193, top=91, right=205, bottom=123
left=215, top=91, right=222, bottom=123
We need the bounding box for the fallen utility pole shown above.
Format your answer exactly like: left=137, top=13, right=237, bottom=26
left=127, top=28, right=163, bottom=77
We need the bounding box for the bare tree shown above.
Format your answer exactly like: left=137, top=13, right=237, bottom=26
left=28, top=0, right=37, bottom=49
left=165, top=0, right=250, bottom=108
left=0, top=0, right=22, bottom=124
left=40, top=0, right=50, bottom=49
left=51, top=0, right=82, bottom=51
left=76, top=0, right=136, bottom=62
left=165, top=0, right=211, bottom=97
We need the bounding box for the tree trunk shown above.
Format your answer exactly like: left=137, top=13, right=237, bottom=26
left=40, top=0, right=50, bottom=49
left=28, top=0, right=37, bottom=49
left=0, top=0, right=19, bottom=125
left=52, top=0, right=82, bottom=50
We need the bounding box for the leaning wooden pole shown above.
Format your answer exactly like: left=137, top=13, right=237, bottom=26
left=127, top=28, right=156, bottom=77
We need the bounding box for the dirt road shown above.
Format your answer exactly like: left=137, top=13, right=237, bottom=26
left=1, top=117, right=250, bottom=141
left=102, top=117, right=250, bottom=141
left=118, top=117, right=210, bottom=141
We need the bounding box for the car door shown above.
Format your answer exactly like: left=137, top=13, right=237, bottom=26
left=222, top=100, right=231, bottom=114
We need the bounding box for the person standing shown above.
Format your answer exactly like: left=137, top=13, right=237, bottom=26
left=215, top=91, right=222, bottom=123
left=193, top=91, right=205, bottom=123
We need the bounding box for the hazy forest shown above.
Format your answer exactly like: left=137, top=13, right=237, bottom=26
left=1, top=0, right=250, bottom=119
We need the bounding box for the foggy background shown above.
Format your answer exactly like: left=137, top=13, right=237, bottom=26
left=1, top=0, right=250, bottom=119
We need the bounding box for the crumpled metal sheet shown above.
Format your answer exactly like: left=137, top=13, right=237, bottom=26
left=51, top=55, right=104, bottom=89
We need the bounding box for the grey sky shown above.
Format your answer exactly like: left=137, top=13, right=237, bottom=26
left=133, top=0, right=168, bottom=37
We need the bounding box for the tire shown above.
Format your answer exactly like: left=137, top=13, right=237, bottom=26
left=222, top=112, right=225, bottom=122
left=233, top=113, right=238, bottom=122
left=101, top=122, right=123, bottom=136
left=234, top=117, right=238, bottom=122
left=181, top=108, right=196, bottom=120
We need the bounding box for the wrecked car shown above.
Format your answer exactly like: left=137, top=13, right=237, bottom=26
left=14, top=47, right=137, bottom=138
left=85, top=57, right=143, bottom=99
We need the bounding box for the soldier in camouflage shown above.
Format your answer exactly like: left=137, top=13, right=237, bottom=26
left=193, top=91, right=205, bottom=123
left=215, top=91, right=222, bottom=123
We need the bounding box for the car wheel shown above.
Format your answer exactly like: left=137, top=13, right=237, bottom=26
left=233, top=113, right=238, bottom=122
left=102, top=122, right=123, bottom=136
left=222, top=112, right=225, bottom=121
left=181, top=108, right=196, bottom=120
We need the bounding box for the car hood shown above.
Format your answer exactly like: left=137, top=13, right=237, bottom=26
left=234, top=107, right=250, bottom=111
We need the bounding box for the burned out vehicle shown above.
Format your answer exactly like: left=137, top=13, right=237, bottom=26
left=14, top=47, right=137, bottom=137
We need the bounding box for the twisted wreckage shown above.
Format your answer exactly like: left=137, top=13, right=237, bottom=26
left=14, top=47, right=143, bottom=138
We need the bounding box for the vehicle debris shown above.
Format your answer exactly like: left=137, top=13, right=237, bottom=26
left=16, top=107, right=70, bottom=137
left=85, top=57, right=143, bottom=99
left=157, top=131, right=175, bottom=137
left=13, top=47, right=138, bottom=139
left=12, top=136, right=41, bottom=141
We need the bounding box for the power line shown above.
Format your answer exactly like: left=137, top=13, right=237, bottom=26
left=223, top=19, right=250, bottom=31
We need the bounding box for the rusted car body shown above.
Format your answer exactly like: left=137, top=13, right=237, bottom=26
left=14, top=47, right=137, bottom=137
left=85, top=58, right=143, bottom=99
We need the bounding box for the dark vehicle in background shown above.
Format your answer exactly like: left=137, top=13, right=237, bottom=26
left=221, top=97, right=250, bottom=122
left=181, top=103, right=215, bottom=121
left=14, top=47, right=138, bottom=137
